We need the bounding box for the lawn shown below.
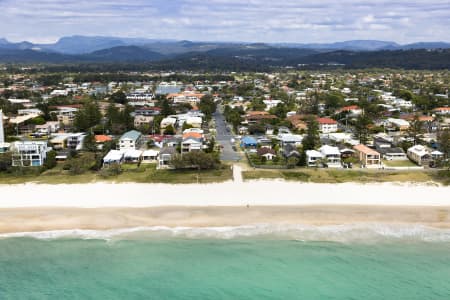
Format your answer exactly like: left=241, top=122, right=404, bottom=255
left=242, top=168, right=446, bottom=185
left=383, top=159, right=418, bottom=168
left=0, top=163, right=233, bottom=185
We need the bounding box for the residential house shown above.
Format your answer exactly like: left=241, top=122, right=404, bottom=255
left=353, top=144, right=381, bottom=168
left=54, top=107, right=78, bottom=126
left=11, top=141, right=48, bottom=167
left=95, top=135, right=112, bottom=150
left=160, top=117, right=177, bottom=133
left=103, top=150, right=124, bottom=166
left=386, top=118, right=410, bottom=131
left=336, top=105, right=362, bottom=117
left=50, top=135, right=68, bottom=150
left=374, top=136, right=406, bottom=160
left=263, top=99, right=282, bottom=111
left=119, top=130, right=144, bottom=151
left=317, top=118, right=338, bottom=133
left=257, top=148, right=277, bottom=160
left=134, top=115, right=154, bottom=128
left=287, top=115, right=307, bottom=131
left=142, top=149, right=159, bottom=163
left=123, top=149, right=143, bottom=163
left=407, top=145, right=432, bottom=166
left=67, top=133, right=86, bottom=151
left=319, top=145, right=341, bottom=168
left=283, top=144, right=300, bottom=159
left=278, top=134, right=303, bottom=148
left=306, top=150, right=324, bottom=167
left=433, top=107, right=450, bottom=115
left=158, top=147, right=177, bottom=169
left=240, top=136, right=258, bottom=149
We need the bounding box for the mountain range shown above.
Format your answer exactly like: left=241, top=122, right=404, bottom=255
left=0, top=35, right=449, bottom=69
left=1, top=36, right=450, bottom=55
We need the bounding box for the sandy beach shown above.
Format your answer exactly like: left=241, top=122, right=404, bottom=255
left=0, top=181, right=449, bottom=234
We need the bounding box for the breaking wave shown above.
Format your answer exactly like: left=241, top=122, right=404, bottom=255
left=2, top=224, right=450, bottom=243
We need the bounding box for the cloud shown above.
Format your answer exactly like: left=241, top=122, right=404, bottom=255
left=0, top=0, right=448, bottom=43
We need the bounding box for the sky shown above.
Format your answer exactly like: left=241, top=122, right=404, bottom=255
left=0, top=0, right=449, bottom=44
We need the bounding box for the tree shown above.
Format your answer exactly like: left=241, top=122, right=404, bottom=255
left=354, top=114, right=371, bottom=144
left=302, top=117, right=320, bottom=151
left=198, top=95, right=216, bottom=121
left=74, top=102, right=101, bottom=132
left=44, top=150, right=57, bottom=170
left=286, top=157, right=299, bottom=169
left=83, top=132, right=97, bottom=152
left=437, top=129, right=450, bottom=159
left=170, top=152, right=220, bottom=170
left=110, top=91, right=127, bottom=104
left=407, top=115, right=424, bottom=145
left=161, top=99, right=175, bottom=117
left=164, top=124, right=175, bottom=135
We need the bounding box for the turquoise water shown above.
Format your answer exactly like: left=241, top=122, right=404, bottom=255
left=1, top=228, right=450, bottom=299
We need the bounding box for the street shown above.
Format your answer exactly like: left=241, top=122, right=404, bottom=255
left=213, top=107, right=242, bottom=162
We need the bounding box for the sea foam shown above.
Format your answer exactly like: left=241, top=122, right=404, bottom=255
left=1, top=224, right=450, bottom=243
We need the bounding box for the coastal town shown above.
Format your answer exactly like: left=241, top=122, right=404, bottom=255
left=0, top=68, right=449, bottom=184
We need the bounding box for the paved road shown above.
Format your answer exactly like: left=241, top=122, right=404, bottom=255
left=213, top=109, right=242, bottom=162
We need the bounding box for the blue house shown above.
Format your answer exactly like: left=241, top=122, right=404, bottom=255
left=240, top=136, right=257, bottom=148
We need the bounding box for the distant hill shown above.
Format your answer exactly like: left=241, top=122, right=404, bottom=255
left=1, top=36, right=449, bottom=55
left=83, top=46, right=165, bottom=62
left=0, top=41, right=449, bottom=70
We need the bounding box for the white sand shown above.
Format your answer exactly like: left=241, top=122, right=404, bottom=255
left=0, top=181, right=449, bottom=208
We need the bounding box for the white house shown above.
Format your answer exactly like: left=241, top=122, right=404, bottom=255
left=317, top=118, right=338, bottom=133
left=0, top=110, right=10, bottom=153
left=123, top=149, right=143, bottom=163
left=119, top=130, right=144, bottom=151
left=263, top=100, right=283, bottom=111
left=407, top=145, right=431, bottom=166
left=306, top=150, right=324, bottom=167
left=67, top=133, right=86, bottom=151
left=11, top=141, right=48, bottom=167
left=142, top=149, right=159, bottom=163
left=319, top=145, right=341, bottom=168
left=103, top=150, right=124, bottom=166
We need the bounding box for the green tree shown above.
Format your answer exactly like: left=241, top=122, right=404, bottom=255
left=407, top=115, right=424, bottom=145
left=286, top=157, right=299, bottom=169
left=302, top=117, right=320, bottom=151
left=437, top=129, right=450, bottom=159
left=83, top=132, right=97, bottom=152
left=198, top=95, right=217, bottom=121
left=354, top=114, right=371, bottom=144
left=74, top=102, right=102, bottom=132
left=164, top=124, right=175, bottom=135
left=110, top=91, right=127, bottom=104
left=44, top=150, right=57, bottom=170
left=161, top=99, right=175, bottom=117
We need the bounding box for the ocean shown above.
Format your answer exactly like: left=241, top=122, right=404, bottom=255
left=1, top=225, right=450, bottom=299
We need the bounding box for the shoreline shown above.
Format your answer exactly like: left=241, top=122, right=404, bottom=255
left=1, top=205, right=450, bottom=235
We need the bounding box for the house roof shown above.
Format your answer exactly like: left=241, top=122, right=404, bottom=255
left=95, top=135, right=112, bottom=143
left=306, top=150, right=323, bottom=158
left=241, top=136, right=257, bottom=145
left=257, top=148, right=276, bottom=156
left=120, top=130, right=142, bottom=142
left=143, top=149, right=160, bottom=156
left=103, top=150, right=124, bottom=162
left=317, top=117, right=338, bottom=125
left=353, top=144, right=380, bottom=155
left=183, top=132, right=203, bottom=139
left=124, top=149, right=143, bottom=158
left=160, top=146, right=177, bottom=155
left=319, top=145, right=340, bottom=155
